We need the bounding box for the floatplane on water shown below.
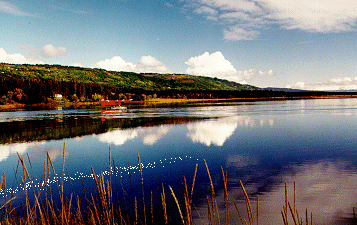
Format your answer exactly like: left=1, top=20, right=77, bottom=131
left=99, top=98, right=131, bottom=110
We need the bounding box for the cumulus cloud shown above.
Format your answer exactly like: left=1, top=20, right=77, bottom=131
left=136, top=56, right=173, bottom=73
left=0, top=1, right=33, bottom=16
left=185, top=51, right=273, bottom=82
left=0, top=45, right=66, bottom=64
left=186, top=0, right=357, bottom=40
left=185, top=51, right=237, bottom=76
left=287, top=77, right=357, bottom=91
left=19, top=44, right=67, bottom=58
left=94, top=56, right=136, bottom=72
left=41, top=44, right=67, bottom=58
left=0, top=47, right=43, bottom=64
left=94, top=55, right=172, bottom=74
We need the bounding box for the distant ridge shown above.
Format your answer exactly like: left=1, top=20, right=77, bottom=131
left=264, top=87, right=357, bottom=93
left=263, top=87, right=308, bottom=92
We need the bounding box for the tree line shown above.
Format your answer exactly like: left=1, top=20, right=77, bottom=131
left=0, top=75, right=272, bottom=105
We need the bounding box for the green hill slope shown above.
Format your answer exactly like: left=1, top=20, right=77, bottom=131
left=0, top=63, right=258, bottom=91
left=0, top=63, right=260, bottom=104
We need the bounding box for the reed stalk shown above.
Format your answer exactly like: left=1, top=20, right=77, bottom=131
left=240, top=180, right=253, bottom=225
left=150, top=190, right=153, bottom=224
left=231, top=197, right=244, bottom=225
left=161, top=184, right=168, bottom=225
left=207, top=196, right=212, bottom=225
left=204, top=159, right=217, bottom=224
left=61, top=142, right=66, bottom=224
left=191, top=164, right=198, bottom=200
left=221, top=167, right=229, bottom=225
left=169, top=185, right=185, bottom=225
left=256, top=195, right=259, bottom=225
left=183, top=177, right=191, bottom=225
left=138, top=153, right=147, bottom=225
left=134, top=197, right=137, bottom=225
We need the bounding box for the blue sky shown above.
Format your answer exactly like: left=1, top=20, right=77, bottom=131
left=1, top=0, right=357, bottom=90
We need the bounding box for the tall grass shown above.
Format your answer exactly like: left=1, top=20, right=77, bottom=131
left=1, top=144, right=353, bottom=224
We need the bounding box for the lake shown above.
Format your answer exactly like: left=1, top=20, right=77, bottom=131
left=1, top=98, right=357, bottom=224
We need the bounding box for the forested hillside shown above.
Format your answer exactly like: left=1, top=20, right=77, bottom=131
left=0, top=63, right=260, bottom=104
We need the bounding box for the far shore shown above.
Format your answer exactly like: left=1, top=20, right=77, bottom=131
left=144, top=94, right=357, bottom=104
left=1, top=94, right=357, bottom=110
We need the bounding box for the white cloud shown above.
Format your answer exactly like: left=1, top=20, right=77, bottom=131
left=287, top=77, right=357, bottom=91
left=0, top=1, right=33, bottom=16
left=259, top=69, right=274, bottom=76
left=94, top=55, right=172, bottom=74
left=197, top=0, right=260, bottom=12
left=286, top=81, right=306, bottom=90
left=41, top=44, right=67, bottom=58
left=136, top=55, right=172, bottom=73
left=0, top=45, right=66, bottom=65
left=263, top=0, right=357, bottom=33
left=186, top=0, right=357, bottom=40
left=193, top=6, right=218, bottom=15
left=19, top=44, right=67, bottom=58
left=70, top=62, right=84, bottom=67
left=94, top=56, right=136, bottom=72
left=0, top=47, right=43, bottom=64
left=185, top=51, right=273, bottom=82
left=185, top=51, right=237, bottom=76
left=223, top=26, right=260, bottom=40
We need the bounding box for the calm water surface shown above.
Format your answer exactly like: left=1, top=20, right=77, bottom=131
left=1, top=98, right=357, bottom=224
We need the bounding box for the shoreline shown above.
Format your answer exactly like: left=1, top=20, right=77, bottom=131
left=1, top=94, right=356, bottom=110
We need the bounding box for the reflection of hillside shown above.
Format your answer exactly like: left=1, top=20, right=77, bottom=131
left=0, top=116, right=204, bottom=144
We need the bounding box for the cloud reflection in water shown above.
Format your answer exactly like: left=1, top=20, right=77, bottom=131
left=96, top=116, right=275, bottom=147
left=96, top=125, right=173, bottom=146
left=195, top=160, right=357, bottom=225
left=187, top=116, right=274, bottom=146
left=0, top=142, right=45, bottom=162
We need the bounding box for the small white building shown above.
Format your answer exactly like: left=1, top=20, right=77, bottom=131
left=54, top=94, right=63, bottom=99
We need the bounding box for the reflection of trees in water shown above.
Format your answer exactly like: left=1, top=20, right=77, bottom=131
left=0, top=116, right=204, bottom=144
